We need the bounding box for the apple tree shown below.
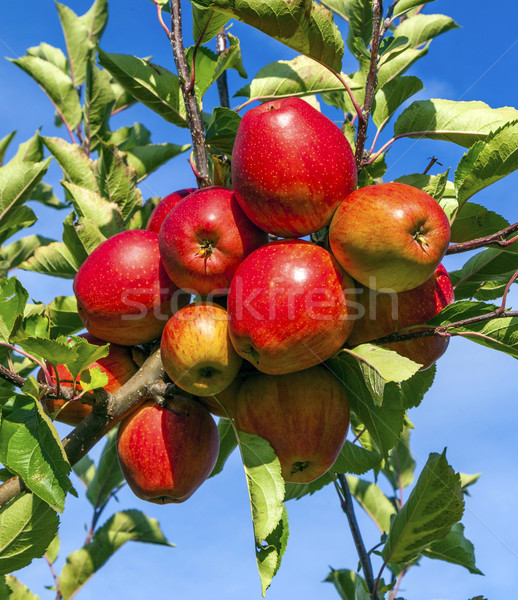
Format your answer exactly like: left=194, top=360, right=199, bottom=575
left=0, top=0, right=517, bottom=598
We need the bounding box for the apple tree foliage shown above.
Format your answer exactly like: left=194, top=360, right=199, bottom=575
left=0, top=0, right=517, bottom=598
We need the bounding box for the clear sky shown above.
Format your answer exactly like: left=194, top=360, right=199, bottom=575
left=1, top=1, right=518, bottom=598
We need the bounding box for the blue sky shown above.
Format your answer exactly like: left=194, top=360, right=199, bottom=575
left=1, top=0, right=518, bottom=598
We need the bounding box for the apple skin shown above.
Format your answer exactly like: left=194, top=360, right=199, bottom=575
left=146, top=188, right=195, bottom=234
left=227, top=239, right=357, bottom=375
left=231, top=97, right=357, bottom=238
left=74, top=230, right=188, bottom=346
left=347, top=264, right=455, bottom=370
left=235, top=366, right=350, bottom=483
left=158, top=186, right=267, bottom=297
left=116, top=395, right=219, bottom=504
left=39, top=333, right=139, bottom=425
left=329, top=182, right=451, bottom=292
left=161, top=302, right=243, bottom=397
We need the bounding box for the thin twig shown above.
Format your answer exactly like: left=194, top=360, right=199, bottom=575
left=44, top=553, right=62, bottom=600
left=446, top=222, right=518, bottom=254
left=216, top=27, right=230, bottom=108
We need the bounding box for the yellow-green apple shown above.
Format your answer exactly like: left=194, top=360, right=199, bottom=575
left=227, top=239, right=357, bottom=374
left=116, top=395, right=219, bottom=503
left=158, top=186, right=267, bottom=297
left=146, top=188, right=195, bottom=234
left=74, top=230, right=188, bottom=346
left=235, top=366, right=350, bottom=483
left=231, top=97, right=357, bottom=237
left=161, top=302, right=242, bottom=396
left=347, top=263, right=454, bottom=370
left=329, top=182, right=451, bottom=292
left=39, top=333, right=139, bottom=425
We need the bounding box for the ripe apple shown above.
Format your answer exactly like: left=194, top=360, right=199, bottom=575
left=146, top=188, right=195, bottom=234
left=227, top=239, right=357, bottom=375
left=161, top=302, right=242, bottom=396
left=347, top=263, right=455, bottom=370
left=74, top=230, right=188, bottom=346
left=116, top=395, right=219, bottom=504
left=158, top=186, right=267, bottom=297
left=39, top=333, right=139, bottom=425
left=231, top=97, right=357, bottom=237
left=329, top=182, right=451, bottom=292
left=235, top=366, right=350, bottom=483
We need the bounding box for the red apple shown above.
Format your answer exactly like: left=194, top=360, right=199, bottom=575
left=116, top=395, right=219, bottom=504
left=231, top=97, right=357, bottom=237
left=74, top=230, right=188, bottom=346
left=158, top=186, right=267, bottom=297
left=329, top=182, right=451, bottom=293
left=235, top=366, right=350, bottom=483
left=161, top=302, right=242, bottom=396
left=146, top=188, right=195, bottom=234
left=227, top=239, right=356, bottom=375
left=39, top=333, right=139, bottom=425
left=347, top=263, right=455, bottom=370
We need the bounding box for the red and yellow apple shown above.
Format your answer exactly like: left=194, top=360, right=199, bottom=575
left=146, top=188, right=195, bottom=234
left=161, top=302, right=242, bottom=396
left=231, top=97, right=357, bottom=237
left=329, top=182, right=451, bottom=292
left=116, top=395, right=219, bottom=503
left=235, top=366, right=350, bottom=483
left=227, top=239, right=356, bottom=375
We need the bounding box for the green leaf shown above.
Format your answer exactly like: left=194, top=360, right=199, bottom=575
left=47, top=296, right=83, bottom=338
left=84, top=429, right=125, bottom=507
left=400, top=364, right=436, bottom=410
left=451, top=202, right=509, bottom=243
left=29, top=182, right=67, bottom=209
left=0, top=393, right=73, bottom=512
left=238, top=431, right=287, bottom=595
left=205, top=107, right=241, bottom=156
left=5, top=574, right=40, bottom=599
left=332, top=441, right=382, bottom=475
left=192, top=5, right=230, bottom=44
left=0, top=277, right=29, bottom=343
left=391, top=14, right=459, bottom=48
left=392, top=0, right=436, bottom=19
left=77, top=366, right=108, bottom=393
left=9, top=131, right=44, bottom=164
left=42, top=137, right=98, bottom=192
left=394, top=99, right=518, bottom=148
left=372, top=75, right=423, bottom=130
left=347, top=475, right=396, bottom=534
left=210, top=418, right=238, bottom=477
left=80, top=0, right=109, bottom=46
left=9, top=55, right=81, bottom=131
left=193, top=0, right=344, bottom=72
left=63, top=336, right=109, bottom=380
left=126, top=143, right=190, bottom=181
left=97, top=50, right=188, bottom=127
left=0, top=206, right=37, bottom=247
left=108, top=123, right=151, bottom=150
left=73, top=455, right=96, bottom=489
left=328, top=354, right=405, bottom=457
left=56, top=2, right=95, bottom=86
left=455, top=121, right=518, bottom=208
left=16, top=337, right=76, bottom=366
left=0, top=132, right=16, bottom=166
left=382, top=450, right=464, bottom=564
left=325, top=568, right=371, bottom=600
left=347, top=344, right=422, bottom=382
left=377, top=46, right=429, bottom=89
left=26, top=42, right=68, bottom=74
left=62, top=211, right=106, bottom=258
left=283, top=473, right=332, bottom=501
left=58, top=510, right=173, bottom=600
left=45, top=534, right=60, bottom=564
left=18, top=242, right=78, bottom=279
left=423, top=523, right=483, bottom=575
left=0, top=235, right=54, bottom=274
left=0, top=493, right=58, bottom=576
left=382, top=428, right=416, bottom=490
left=84, top=62, right=115, bottom=152
left=0, top=159, right=51, bottom=235
left=95, top=146, right=143, bottom=222
left=235, top=54, right=361, bottom=100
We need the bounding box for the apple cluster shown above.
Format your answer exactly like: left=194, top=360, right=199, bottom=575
left=48, top=97, right=453, bottom=504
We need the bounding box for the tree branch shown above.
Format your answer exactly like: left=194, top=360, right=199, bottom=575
left=446, top=222, right=518, bottom=254
left=0, top=349, right=167, bottom=508
left=169, top=0, right=211, bottom=188
left=216, top=28, right=230, bottom=108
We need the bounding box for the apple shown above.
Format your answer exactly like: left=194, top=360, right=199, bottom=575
left=235, top=366, right=350, bottom=483
left=227, top=239, right=357, bottom=375
left=329, top=182, right=451, bottom=292
left=158, top=186, right=267, bottom=297
left=74, top=230, right=188, bottom=346
left=116, top=395, right=219, bottom=504
left=161, top=302, right=242, bottom=396
left=146, top=188, right=195, bottom=234
left=231, top=97, right=357, bottom=237
left=39, top=333, right=139, bottom=425
left=347, top=263, right=455, bottom=370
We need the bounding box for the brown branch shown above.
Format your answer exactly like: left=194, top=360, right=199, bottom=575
left=446, top=222, right=518, bottom=254
left=354, top=0, right=383, bottom=171
left=0, top=349, right=166, bottom=508
left=169, top=0, right=211, bottom=188
left=216, top=27, right=230, bottom=108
